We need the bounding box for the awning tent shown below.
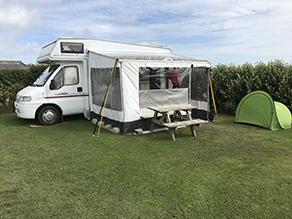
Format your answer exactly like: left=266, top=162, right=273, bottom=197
left=235, top=91, right=292, bottom=130
left=88, top=51, right=211, bottom=135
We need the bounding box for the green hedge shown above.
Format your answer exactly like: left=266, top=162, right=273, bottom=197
left=2, top=60, right=292, bottom=115
left=211, top=59, right=292, bottom=114
left=0, top=64, right=48, bottom=113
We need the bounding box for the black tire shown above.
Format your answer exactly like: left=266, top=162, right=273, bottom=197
left=37, top=105, right=60, bottom=126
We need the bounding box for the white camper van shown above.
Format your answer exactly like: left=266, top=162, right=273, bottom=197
left=15, top=38, right=211, bottom=134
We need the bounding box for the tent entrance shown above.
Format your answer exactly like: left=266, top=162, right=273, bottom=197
left=139, top=88, right=189, bottom=116
left=138, top=66, right=209, bottom=119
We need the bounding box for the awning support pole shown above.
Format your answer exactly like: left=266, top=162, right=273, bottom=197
left=93, top=58, right=119, bottom=137
left=209, top=74, right=218, bottom=119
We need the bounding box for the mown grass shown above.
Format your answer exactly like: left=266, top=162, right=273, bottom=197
left=1, top=113, right=292, bottom=218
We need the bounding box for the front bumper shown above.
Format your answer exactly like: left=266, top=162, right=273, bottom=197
left=14, top=101, right=39, bottom=119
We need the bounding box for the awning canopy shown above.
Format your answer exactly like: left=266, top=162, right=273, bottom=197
left=87, top=50, right=207, bottom=62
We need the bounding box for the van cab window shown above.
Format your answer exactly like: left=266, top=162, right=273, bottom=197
left=32, top=65, right=59, bottom=86
left=53, top=66, right=79, bottom=89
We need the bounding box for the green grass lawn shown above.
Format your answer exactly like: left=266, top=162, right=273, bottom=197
left=1, top=113, right=292, bottom=218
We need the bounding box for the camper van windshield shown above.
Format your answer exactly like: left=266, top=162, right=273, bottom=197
left=32, top=65, right=60, bottom=86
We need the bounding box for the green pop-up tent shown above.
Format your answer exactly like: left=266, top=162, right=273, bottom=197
left=235, top=91, right=292, bottom=130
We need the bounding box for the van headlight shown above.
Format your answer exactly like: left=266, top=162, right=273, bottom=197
left=18, top=96, right=32, bottom=102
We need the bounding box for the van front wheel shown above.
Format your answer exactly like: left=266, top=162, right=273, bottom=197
left=37, top=106, right=60, bottom=126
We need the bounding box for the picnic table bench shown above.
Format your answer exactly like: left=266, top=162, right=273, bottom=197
left=144, top=104, right=208, bottom=141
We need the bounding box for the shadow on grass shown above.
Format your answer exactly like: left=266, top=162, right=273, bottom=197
left=4, top=113, right=87, bottom=128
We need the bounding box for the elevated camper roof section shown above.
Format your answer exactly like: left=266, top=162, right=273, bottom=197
left=37, top=38, right=173, bottom=63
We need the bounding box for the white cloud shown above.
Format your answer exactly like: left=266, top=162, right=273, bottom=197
left=0, top=32, right=41, bottom=63
left=0, top=0, right=55, bottom=62
left=0, top=5, right=42, bottom=31
left=19, top=42, right=42, bottom=56
left=3, top=0, right=61, bottom=5
left=116, top=14, right=137, bottom=24
left=172, top=0, right=292, bottom=64
left=0, top=33, right=15, bottom=57
left=1, top=0, right=292, bottom=65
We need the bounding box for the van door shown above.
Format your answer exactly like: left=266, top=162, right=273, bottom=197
left=47, top=65, right=84, bottom=115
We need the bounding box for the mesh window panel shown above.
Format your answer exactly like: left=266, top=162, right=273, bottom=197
left=91, top=67, right=122, bottom=111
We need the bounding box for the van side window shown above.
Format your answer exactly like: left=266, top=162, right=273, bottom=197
left=64, top=67, right=79, bottom=85
left=53, top=66, right=79, bottom=89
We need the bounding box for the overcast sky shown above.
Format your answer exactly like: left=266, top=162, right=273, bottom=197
left=0, top=0, right=291, bottom=66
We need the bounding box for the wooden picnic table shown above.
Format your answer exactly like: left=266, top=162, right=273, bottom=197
left=146, top=104, right=208, bottom=141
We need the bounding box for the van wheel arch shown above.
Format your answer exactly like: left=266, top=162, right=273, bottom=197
left=36, top=104, right=62, bottom=126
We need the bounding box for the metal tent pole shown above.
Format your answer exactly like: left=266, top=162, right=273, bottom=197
left=93, top=58, right=119, bottom=137
left=209, top=74, right=218, bottom=119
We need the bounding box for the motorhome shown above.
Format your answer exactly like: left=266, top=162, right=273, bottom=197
left=15, top=38, right=211, bottom=134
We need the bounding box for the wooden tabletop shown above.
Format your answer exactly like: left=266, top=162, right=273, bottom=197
left=147, top=104, right=197, bottom=113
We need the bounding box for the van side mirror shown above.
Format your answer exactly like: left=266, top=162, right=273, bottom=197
left=50, top=80, right=56, bottom=90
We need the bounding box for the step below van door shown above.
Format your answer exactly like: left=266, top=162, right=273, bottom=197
left=46, top=65, right=87, bottom=115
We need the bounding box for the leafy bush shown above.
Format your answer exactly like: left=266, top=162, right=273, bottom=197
left=211, top=60, right=292, bottom=114
left=0, top=64, right=48, bottom=113
left=24, top=64, right=49, bottom=85
left=0, top=81, right=26, bottom=110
